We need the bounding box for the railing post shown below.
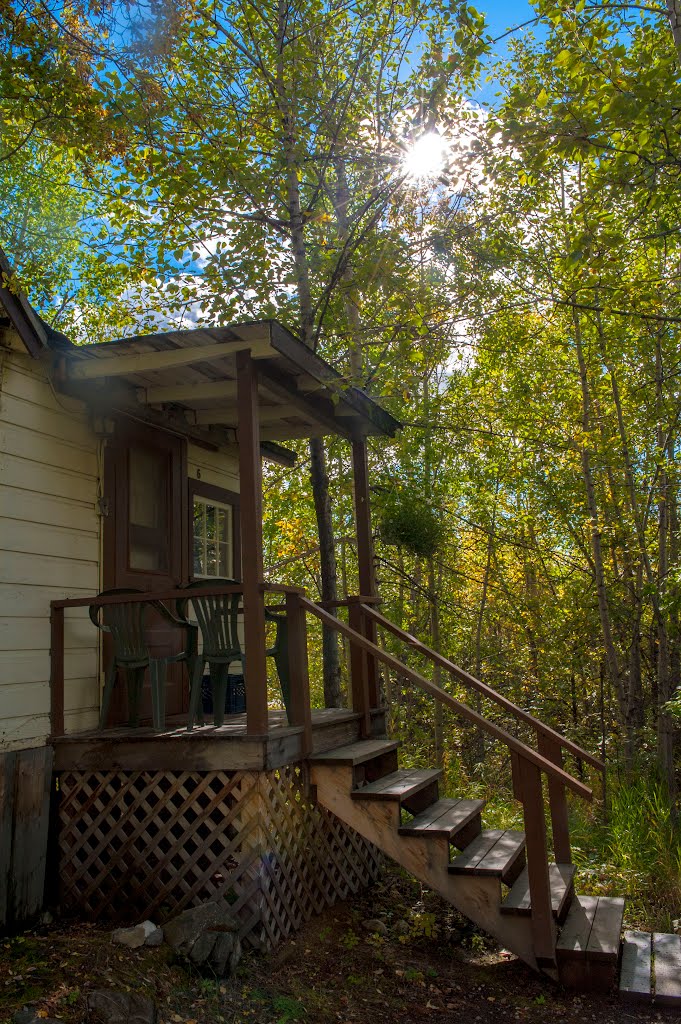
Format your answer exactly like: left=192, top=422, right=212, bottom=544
left=518, top=755, right=557, bottom=970
left=348, top=598, right=371, bottom=738
left=537, top=730, right=572, bottom=864
left=285, top=592, right=313, bottom=757
left=236, top=349, right=269, bottom=736
left=50, top=604, right=65, bottom=738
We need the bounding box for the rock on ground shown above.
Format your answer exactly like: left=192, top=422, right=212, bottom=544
left=112, top=921, right=163, bottom=948
left=362, top=918, right=389, bottom=935
left=13, top=1010, right=61, bottom=1024
left=86, top=990, right=156, bottom=1024
left=164, top=901, right=241, bottom=976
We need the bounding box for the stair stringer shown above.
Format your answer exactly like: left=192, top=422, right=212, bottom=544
left=310, top=763, right=538, bottom=971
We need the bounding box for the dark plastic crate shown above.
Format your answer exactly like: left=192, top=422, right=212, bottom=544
left=201, top=673, right=246, bottom=715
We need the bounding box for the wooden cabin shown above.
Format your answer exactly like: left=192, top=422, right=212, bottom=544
left=2, top=251, right=676, bottom=1002
left=0, top=249, right=398, bottom=945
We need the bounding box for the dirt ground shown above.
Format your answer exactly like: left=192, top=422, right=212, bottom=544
left=0, top=868, right=677, bottom=1024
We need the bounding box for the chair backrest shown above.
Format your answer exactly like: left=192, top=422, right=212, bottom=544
left=89, top=588, right=149, bottom=665
left=177, top=579, right=243, bottom=662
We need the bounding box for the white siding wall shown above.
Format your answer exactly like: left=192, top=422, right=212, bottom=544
left=0, top=337, right=101, bottom=750
left=187, top=442, right=240, bottom=494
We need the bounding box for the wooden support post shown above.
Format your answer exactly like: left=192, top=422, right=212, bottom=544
left=50, top=605, right=65, bottom=738
left=351, top=438, right=379, bottom=709
left=537, top=730, right=572, bottom=864
left=518, top=755, right=557, bottom=969
left=285, top=592, right=313, bottom=756
left=236, top=350, right=269, bottom=736
left=348, top=598, right=371, bottom=738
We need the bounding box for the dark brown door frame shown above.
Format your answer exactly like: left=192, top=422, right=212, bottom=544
left=101, top=417, right=189, bottom=724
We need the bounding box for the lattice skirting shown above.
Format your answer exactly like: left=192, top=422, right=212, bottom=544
left=56, top=766, right=382, bottom=949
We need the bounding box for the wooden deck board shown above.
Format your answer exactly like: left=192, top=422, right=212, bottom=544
left=352, top=769, right=441, bottom=801
left=398, top=798, right=483, bottom=839
left=557, top=895, right=599, bottom=957
left=619, top=930, right=652, bottom=1003
left=308, top=739, right=399, bottom=765
left=449, top=830, right=504, bottom=872
left=53, top=708, right=373, bottom=771
left=653, top=932, right=681, bottom=1006
left=586, top=896, right=624, bottom=962
left=501, top=863, right=575, bottom=916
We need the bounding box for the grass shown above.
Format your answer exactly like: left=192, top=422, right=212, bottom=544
left=570, top=775, right=681, bottom=931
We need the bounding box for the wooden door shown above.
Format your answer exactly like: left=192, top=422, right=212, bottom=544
left=102, top=420, right=189, bottom=725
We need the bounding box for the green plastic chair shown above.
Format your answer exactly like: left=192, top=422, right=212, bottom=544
left=90, top=588, right=192, bottom=731
left=176, top=579, right=291, bottom=730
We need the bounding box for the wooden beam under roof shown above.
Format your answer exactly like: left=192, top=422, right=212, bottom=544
left=259, top=363, right=351, bottom=438
left=258, top=425, right=328, bottom=441
left=194, top=403, right=304, bottom=427
left=139, top=380, right=239, bottom=405
left=66, top=338, right=273, bottom=381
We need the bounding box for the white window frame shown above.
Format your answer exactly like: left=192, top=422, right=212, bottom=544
left=192, top=495, right=235, bottom=579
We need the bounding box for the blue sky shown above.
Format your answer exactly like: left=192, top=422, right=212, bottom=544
left=471, top=0, right=546, bottom=104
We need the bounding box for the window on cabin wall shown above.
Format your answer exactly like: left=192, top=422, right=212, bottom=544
left=192, top=496, right=234, bottom=578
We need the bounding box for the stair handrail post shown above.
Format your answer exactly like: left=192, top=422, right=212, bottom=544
left=286, top=591, right=313, bottom=757
left=518, top=753, right=557, bottom=970
left=348, top=597, right=371, bottom=738
left=536, top=729, right=572, bottom=865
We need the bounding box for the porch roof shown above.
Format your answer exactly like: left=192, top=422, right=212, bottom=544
left=58, top=320, right=400, bottom=446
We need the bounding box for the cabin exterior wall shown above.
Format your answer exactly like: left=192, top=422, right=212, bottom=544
left=0, top=330, right=101, bottom=750
left=187, top=441, right=240, bottom=495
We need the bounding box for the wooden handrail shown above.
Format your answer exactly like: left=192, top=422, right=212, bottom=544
left=300, top=597, right=592, bottom=800
left=361, top=604, right=604, bottom=774
left=50, top=580, right=307, bottom=611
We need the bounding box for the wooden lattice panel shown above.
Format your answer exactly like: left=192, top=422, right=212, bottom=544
left=57, top=766, right=381, bottom=948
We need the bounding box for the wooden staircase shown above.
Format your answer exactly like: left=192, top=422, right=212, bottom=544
left=299, top=597, right=681, bottom=1002
left=309, top=738, right=681, bottom=1002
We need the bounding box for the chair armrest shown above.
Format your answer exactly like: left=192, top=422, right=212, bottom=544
left=88, top=605, right=110, bottom=632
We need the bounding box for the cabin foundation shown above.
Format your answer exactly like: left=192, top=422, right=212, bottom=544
left=55, top=760, right=382, bottom=949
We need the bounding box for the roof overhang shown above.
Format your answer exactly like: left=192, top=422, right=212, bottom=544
left=0, top=247, right=48, bottom=358
left=55, top=320, right=401, bottom=448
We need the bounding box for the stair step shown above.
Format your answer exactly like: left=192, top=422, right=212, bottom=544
left=619, top=931, right=652, bottom=1003
left=398, top=798, right=484, bottom=842
left=501, top=863, right=575, bottom=920
left=557, top=894, right=599, bottom=957
left=449, top=829, right=526, bottom=884
left=351, top=768, right=441, bottom=802
left=556, top=894, right=624, bottom=990
left=587, top=896, right=625, bottom=961
left=653, top=931, right=681, bottom=1006
left=308, top=739, right=399, bottom=766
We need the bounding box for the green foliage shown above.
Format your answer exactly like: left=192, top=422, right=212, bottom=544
left=379, top=491, right=445, bottom=558
left=571, top=777, right=681, bottom=930
left=272, top=994, right=306, bottom=1022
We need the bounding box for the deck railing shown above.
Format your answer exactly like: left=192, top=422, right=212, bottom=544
left=300, top=595, right=604, bottom=969
left=51, top=582, right=604, bottom=963
left=49, top=582, right=312, bottom=747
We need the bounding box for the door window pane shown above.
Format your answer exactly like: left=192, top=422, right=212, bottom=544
left=129, top=448, right=169, bottom=571
left=193, top=497, right=233, bottom=578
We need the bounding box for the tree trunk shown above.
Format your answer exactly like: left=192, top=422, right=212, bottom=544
left=666, top=0, right=681, bottom=61
left=571, top=304, right=625, bottom=729
left=656, top=337, right=676, bottom=799
left=276, top=0, right=340, bottom=705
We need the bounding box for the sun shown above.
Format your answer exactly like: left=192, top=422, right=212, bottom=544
left=402, top=132, right=448, bottom=181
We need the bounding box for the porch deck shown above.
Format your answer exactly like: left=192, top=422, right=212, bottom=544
left=53, top=707, right=386, bottom=772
